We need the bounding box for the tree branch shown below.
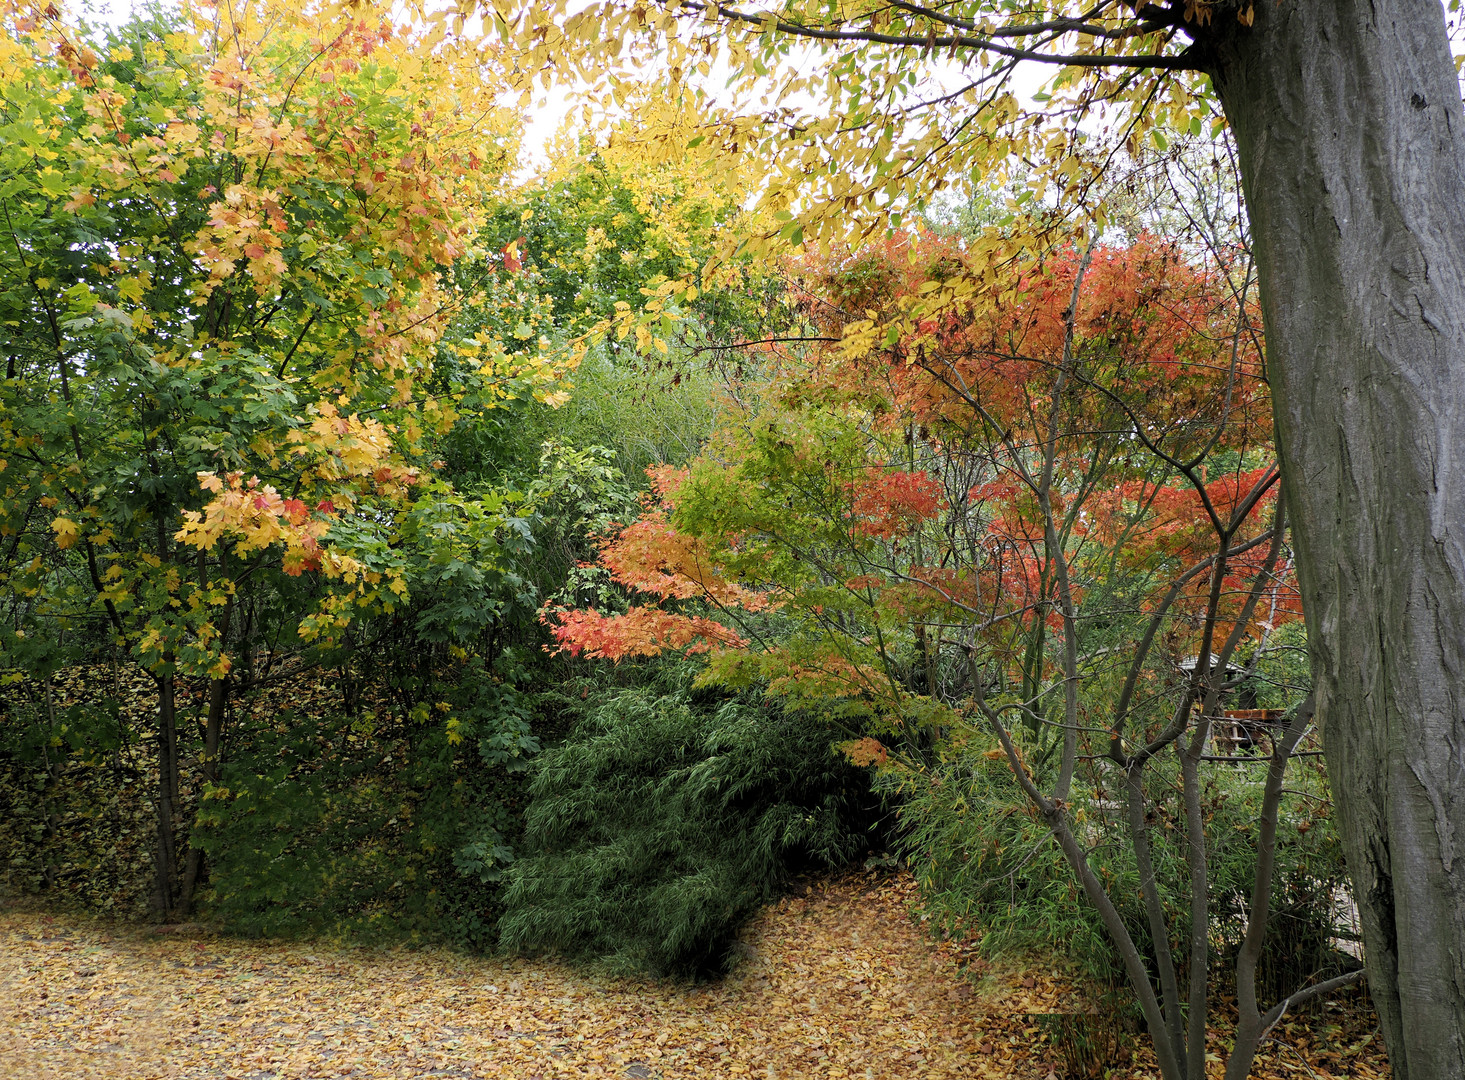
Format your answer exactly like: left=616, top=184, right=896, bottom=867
left=683, top=1, right=1200, bottom=70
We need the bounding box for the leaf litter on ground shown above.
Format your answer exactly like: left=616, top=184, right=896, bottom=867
left=1, top=869, right=1390, bottom=1079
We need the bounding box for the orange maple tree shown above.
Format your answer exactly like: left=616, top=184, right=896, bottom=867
left=545, top=227, right=1318, bottom=1080
left=548, top=231, right=1295, bottom=744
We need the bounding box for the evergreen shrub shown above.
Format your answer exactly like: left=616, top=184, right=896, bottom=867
left=498, top=689, right=879, bottom=976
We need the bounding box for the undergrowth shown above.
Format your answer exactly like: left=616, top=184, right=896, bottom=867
left=887, top=730, right=1351, bottom=1012
left=499, top=688, right=881, bottom=976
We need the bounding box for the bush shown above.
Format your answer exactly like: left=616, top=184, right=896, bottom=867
left=498, top=689, right=879, bottom=976
left=887, top=728, right=1350, bottom=1006
left=884, top=734, right=1123, bottom=987
left=193, top=666, right=537, bottom=949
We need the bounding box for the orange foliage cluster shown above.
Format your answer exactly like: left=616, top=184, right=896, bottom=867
left=823, top=232, right=1286, bottom=631
left=839, top=736, right=891, bottom=767
left=543, top=605, right=746, bottom=661
left=542, top=463, right=778, bottom=661
left=847, top=469, right=945, bottom=538
left=551, top=231, right=1298, bottom=678
left=803, top=231, right=1270, bottom=459
left=599, top=510, right=772, bottom=610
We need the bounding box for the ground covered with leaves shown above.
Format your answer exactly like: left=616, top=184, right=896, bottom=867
left=2, top=872, right=1388, bottom=1080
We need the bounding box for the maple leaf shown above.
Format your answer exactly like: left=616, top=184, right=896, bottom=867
left=840, top=736, right=889, bottom=767
left=50, top=517, right=79, bottom=549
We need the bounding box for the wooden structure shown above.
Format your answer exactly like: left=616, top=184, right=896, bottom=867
left=1211, top=708, right=1288, bottom=756
left=1178, top=654, right=1286, bottom=757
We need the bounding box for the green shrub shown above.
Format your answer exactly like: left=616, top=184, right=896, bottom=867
left=193, top=667, right=537, bottom=949
left=886, top=728, right=1350, bottom=1006
left=498, top=689, right=879, bottom=976
left=883, top=735, right=1127, bottom=987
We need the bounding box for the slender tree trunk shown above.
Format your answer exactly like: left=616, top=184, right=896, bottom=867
left=180, top=593, right=233, bottom=916
left=1227, top=700, right=1315, bottom=1080
left=1206, top=5, right=1465, bottom=1075
left=1178, top=737, right=1209, bottom=1080
left=179, top=671, right=228, bottom=916
left=1126, top=763, right=1186, bottom=1069
left=153, top=670, right=179, bottom=918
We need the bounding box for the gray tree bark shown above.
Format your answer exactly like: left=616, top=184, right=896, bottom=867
left=1204, top=5, right=1465, bottom=1075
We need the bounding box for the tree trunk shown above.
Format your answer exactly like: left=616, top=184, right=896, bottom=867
left=179, top=671, right=229, bottom=916
left=153, top=670, right=179, bottom=919
left=1206, top=5, right=1465, bottom=1075
left=180, top=593, right=233, bottom=917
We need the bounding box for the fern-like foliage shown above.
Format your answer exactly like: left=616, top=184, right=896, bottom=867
left=499, top=691, right=877, bottom=976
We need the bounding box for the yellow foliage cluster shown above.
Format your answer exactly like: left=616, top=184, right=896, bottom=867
left=0, top=0, right=573, bottom=675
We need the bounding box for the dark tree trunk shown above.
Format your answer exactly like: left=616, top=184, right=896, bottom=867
left=180, top=594, right=233, bottom=917
left=1205, top=4, right=1465, bottom=1075
left=153, top=670, right=180, bottom=919
left=179, top=671, right=230, bottom=915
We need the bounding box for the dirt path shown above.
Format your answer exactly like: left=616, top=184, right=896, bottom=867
left=1, top=874, right=1070, bottom=1080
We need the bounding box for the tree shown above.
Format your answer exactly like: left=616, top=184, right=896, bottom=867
left=548, top=232, right=1354, bottom=1077
left=0, top=0, right=569, bottom=917
left=476, top=1, right=1465, bottom=1072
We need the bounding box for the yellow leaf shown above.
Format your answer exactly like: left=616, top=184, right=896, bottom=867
left=51, top=517, right=79, bottom=549
left=116, top=277, right=145, bottom=304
